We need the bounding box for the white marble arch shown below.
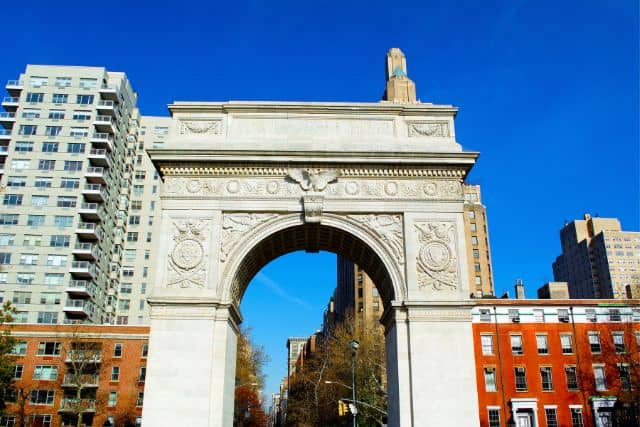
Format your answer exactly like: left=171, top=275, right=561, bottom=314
left=142, top=100, right=481, bottom=427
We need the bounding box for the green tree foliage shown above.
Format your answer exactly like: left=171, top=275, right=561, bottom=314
left=0, top=302, right=17, bottom=415
left=235, top=327, right=269, bottom=426
left=286, top=312, right=387, bottom=426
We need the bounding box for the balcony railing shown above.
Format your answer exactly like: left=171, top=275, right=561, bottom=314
left=89, top=148, right=108, bottom=156
left=6, top=80, right=23, bottom=87
left=98, top=100, right=114, bottom=107
left=94, top=115, right=113, bottom=123
left=0, top=146, right=8, bottom=154
left=62, top=374, right=99, bottom=387
left=59, top=398, right=96, bottom=412
left=0, top=129, right=11, bottom=136
left=86, top=166, right=105, bottom=174
left=0, top=112, right=15, bottom=119
left=91, top=132, right=111, bottom=141
left=2, top=97, right=19, bottom=103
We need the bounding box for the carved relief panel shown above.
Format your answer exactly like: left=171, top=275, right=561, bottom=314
left=413, top=220, right=461, bottom=294
left=166, top=218, right=212, bottom=289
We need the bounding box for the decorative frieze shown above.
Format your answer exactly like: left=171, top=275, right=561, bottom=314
left=167, top=219, right=211, bottom=289
left=229, top=117, right=394, bottom=139
left=414, top=221, right=459, bottom=291
left=164, top=177, right=463, bottom=200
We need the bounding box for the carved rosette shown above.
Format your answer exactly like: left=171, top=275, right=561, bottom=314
left=347, top=214, right=404, bottom=265
left=167, top=219, right=211, bottom=289
left=220, top=213, right=278, bottom=262
left=414, top=221, right=459, bottom=291
left=407, top=121, right=450, bottom=137
left=179, top=120, right=222, bottom=135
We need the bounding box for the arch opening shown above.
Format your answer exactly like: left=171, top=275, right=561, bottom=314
left=231, top=223, right=397, bottom=309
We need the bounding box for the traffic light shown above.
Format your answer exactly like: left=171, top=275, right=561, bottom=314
left=338, top=400, right=348, bottom=416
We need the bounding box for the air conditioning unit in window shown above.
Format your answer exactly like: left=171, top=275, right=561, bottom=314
left=512, top=316, right=520, bottom=323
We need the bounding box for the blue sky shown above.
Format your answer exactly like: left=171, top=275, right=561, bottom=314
left=2, top=0, right=637, bottom=399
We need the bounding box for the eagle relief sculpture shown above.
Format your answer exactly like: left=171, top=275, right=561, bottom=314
left=287, top=168, right=338, bottom=192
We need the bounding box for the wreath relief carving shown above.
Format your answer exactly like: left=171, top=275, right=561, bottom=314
left=167, top=219, right=211, bottom=289
left=414, top=221, right=459, bottom=291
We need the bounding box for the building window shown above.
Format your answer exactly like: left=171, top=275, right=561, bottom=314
left=142, top=342, right=149, bottom=358
left=33, top=365, right=58, bottom=380
left=588, top=332, right=601, bottom=353
left=111, top=366, right=120, bottom=381
left=48, top=110, right=65, bottom=120
left=53, top=216, right=73, bottom=227
left=44, top=126, right=62, bottom=137
left=60, top=178, right=80, bottom=189
left=51, top=93, right=68, bottom=103
left=13, top=365, right=23, bottom=379
left=63, top=160, right=83, bottom=171
left=36, top=312, right=58, bottom=324
left=593, top=365, right=607, bottom=391
left=12, top=342, right=27, bottom=355
left=560, top=334, right=573, bottom=354
left=14, top=141, right=33, bottom=152
left=540, top=367, right=553, bottom=391
left=129, top=216, right=140, bottom=225
left=484, top=367, right=496, bottom=392
left=7, top=177, right=26, bottom=187
left=72, top=110, right=91, bottom=121
left=69, top=128, right=88, bottom=138
left=55, top=77, right=71, bottom=87
left=114, top=343, right=123, bottom=357
left=585, top=309, right=597, bottom=322
left=38, top=159, right=55, bottom=170
left=545, top=407, right=558, bottom=427
left=34, top=177, right=52, bottom=188
left=120, top=283, right=132, bottom=294
left=16, top=273, right=35, bottom=285
left=139, top=366, right=146, bottom=382
left=13, top=292, right=32, bottom=305
left=43, top=273, right=64, bottom=285
left=56, top=196, right=77, bottom=208
left=536, top=335, right=549, bottom=355
left=514, top=367, right=527, bottom=391
left=29, top=390, right=54, bottom=405
left=510, top=335, right=523, bottom=355
left=609, top=309, right=621, bottom=321
left=23, top=108, right=41, bottom=118
left=136, top=392, right=144, bottom=407
left=76, top=94, right=94, bottom=105
left=49, top=235, right=70, bottom=247
left=617, top=364, right=631, bottom=390
left=25, top=93, right=44, bottom=103
left=0, top=253, right=11, bottom=265
left=108, top=391, right=117, bottom=407
left=127, top=232, right=138, bottom=242
left=67, top=143, right=85, bottom=153
left=0, top=234, right=14, bottom=246
left=3, top=194, right=23, bottom=206
left=481, top=335, right=494, bottom=355
left=612, top=333, right=625, bottom=353
left=27, top=215, right=44, bottom=226
left=472, top=249, right=480, bottom=258
left=42, top=142, right=59, bottom=152
left=533, top=309, right=545, bottom=322
left=487, top=408, right=500, bottom=427
left=37, top=342, right=61, bottom=356
left=570, top=407, right=584, bottom=427
left=31, top=195, right=49, bottom=207
left=29, top=415, right=51, bottom=427
left=11, top=159, right=30, bottom=170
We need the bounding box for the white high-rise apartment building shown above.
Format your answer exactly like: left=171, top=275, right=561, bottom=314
left=0, top=65, right=168, bottom=325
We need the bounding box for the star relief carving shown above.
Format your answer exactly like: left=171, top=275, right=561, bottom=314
left=287, top=168, right=338, bottom=192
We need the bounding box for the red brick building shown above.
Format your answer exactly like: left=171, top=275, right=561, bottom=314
left=1, top=324, right=149, bottom=427
left=473, top=300, right=640, bottom=427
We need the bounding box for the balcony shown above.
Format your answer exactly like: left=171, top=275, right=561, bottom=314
left=70, top=261, right=97, bottom=279
left=0, top=112, right=16, bottom=124
left=78, top=202, right=104, bottom=221
left=65, top=350, right=101, bottom=364
left=66, top=280, right=92, bottom=298
left=87, top=148, right=111, bottom=168
left=97, top=100, right=115, bottom=114
left=92, top=115, right=115, bottom=133
left=84, top=166, right=107, bottom=185
left=99, top=84, right=117, bottom=100
left=75, top=222, right=102, bottom=240
left=62, top=374, right=99, bottom=388
left=0, top=129, right=11, bottom=140
left=58, top=398, right=96, bottom=413
left=82, top=184, right=106, bottom=203
left=72, top=242, right=100, bottom=260
left=90, top=132, right=113, bottom=151
left=1, top=97, right=19, bottom=110
left=5, top=80, right=23, bottom=96
left=63, top=299, right=91, bottom=318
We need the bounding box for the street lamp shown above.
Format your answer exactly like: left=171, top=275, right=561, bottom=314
left=349, top=340, right=359, bottom=427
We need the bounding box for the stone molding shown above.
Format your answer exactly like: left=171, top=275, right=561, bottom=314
left=407, top=121, right=451, bottom=137
left=179, top=119, right=222, bottom=135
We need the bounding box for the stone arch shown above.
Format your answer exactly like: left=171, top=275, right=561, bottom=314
left=220, top=213, right=406, bottom=307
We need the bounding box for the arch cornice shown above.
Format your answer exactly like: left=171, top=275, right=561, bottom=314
left=219, top=212, right=406, bottom=307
